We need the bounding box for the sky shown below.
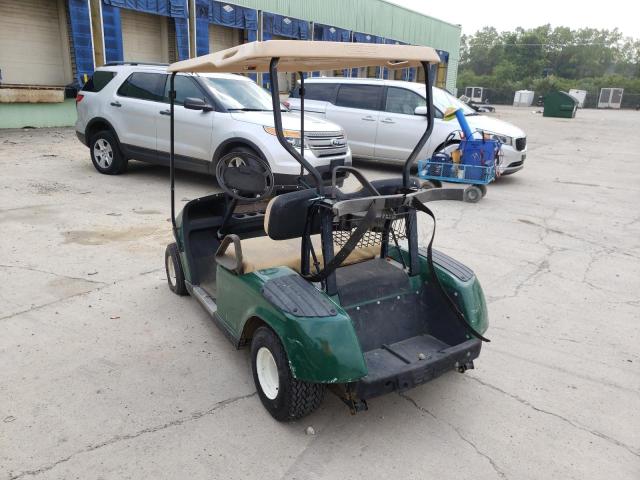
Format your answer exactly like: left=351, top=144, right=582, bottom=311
left=385, top=0, right=640, bottom=39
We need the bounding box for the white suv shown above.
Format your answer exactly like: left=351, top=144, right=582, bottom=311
left=75, top=64, right=352, bottom=185
left=288, top=78, right=527, bottom=175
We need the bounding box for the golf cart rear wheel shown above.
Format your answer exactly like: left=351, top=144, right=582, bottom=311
left=165, top=243, right=187, bottom=296
left=251, top=326, right=325, bottom=421
left=463, top=185, right=483, bottom=203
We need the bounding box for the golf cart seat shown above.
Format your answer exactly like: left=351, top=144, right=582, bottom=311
left=232, top=235, right=377, bottom=274
left=216, top=187, right=380, bottom=275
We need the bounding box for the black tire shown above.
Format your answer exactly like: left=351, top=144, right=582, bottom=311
left=89, top=130, right=127, bottom=175
left=251, top=326, right=325, bottom=421
left=463, top=185, right=483, bottom=203
left=478, top=184, right=488, bottom=197
left=222, top=145, right=263, bottom=169
left=165, top=243, right=188, bottom=296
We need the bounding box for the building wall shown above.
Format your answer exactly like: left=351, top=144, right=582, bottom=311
left=224, top=0, right=461, bottom=91
left=0, top=0, right=461, bottom=127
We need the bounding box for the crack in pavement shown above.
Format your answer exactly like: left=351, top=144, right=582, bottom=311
left=465, top=376, right=640, bottom=458
left=400, top=393, right=507, bottom=479
left=0, top=268, right=164, bottom=322
left=7, top=392, right=257, bottom=479
left=0, top=264, right=107, bottom=285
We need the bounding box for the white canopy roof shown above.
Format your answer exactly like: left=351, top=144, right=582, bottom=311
left=168, top=40, right=440, bottom=74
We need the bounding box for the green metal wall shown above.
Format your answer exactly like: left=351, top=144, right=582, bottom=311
left=227, top=0, right=461, bottom=91
left=0, top=100, right=77, bottom=129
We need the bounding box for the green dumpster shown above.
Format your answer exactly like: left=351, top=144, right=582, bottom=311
left=543, top=91, right=578, bottom=118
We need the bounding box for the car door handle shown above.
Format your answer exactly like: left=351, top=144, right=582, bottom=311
left=380, top=118, right=396, bottom=124
left=110, top=101, right=121, bottom=107
left=159, top=110, right=171, bottom=116
left=362, top=116, right=376, bottom=121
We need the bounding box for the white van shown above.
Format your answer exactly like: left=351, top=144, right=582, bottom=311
left=288, top=78, right=527, bottom=175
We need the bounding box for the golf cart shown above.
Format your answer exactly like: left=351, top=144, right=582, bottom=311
left=164, top=41, right=490, bottom=421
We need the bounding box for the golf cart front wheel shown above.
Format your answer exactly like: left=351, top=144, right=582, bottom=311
left=463, top=185, right=483, bottom=203
left=251, top=326, right=325, bottom=421
left=165, top=243, right=187, bottom=296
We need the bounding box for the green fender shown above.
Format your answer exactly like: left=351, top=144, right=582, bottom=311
left=215, top=266, right=368, bottom=384
left=390, top=247, right=489, bottom=336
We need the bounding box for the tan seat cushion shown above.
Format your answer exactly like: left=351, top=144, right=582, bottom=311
left=224, top=234, right=378, bottom=274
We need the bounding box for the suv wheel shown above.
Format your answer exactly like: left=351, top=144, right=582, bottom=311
left=90, top=130, right=127, bottom=175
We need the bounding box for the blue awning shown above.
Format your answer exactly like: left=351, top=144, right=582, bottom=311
left=194, top=1, right=258, bottom=58
left=313, top=23, right=350, bottom=42
left=67, top=0, right=95, bottom=86
left=210, top=2, right=257, bottom=29
left=102, top=2, right=124, bottom=63
left=101, top=0, right=189, bottom=62
left=436, top=49, right=450, bottom=63
left=103, top=0, right=187, bottom=18
left=263, top=12, right=309, bottom=40
left=352, top=32, right=383, bottom=44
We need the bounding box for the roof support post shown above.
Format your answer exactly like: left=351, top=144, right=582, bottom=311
left=268, top=57, right=324, bottom=194
left=169, top=72, right=178, bottom=237
left=403, top=60, right=434, bottom=189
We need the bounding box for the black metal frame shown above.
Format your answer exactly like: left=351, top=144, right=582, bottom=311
left=168, top=59, right=436, bottom=281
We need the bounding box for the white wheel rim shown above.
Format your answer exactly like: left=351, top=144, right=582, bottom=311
left=256, top=347, right=279, bottom=400
left=93, top=139, right=114, bottom=168
left=167, top=254, right=176, bottom=287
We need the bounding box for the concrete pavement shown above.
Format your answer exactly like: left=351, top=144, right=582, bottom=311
left=1, top=107, right=638, bottom=479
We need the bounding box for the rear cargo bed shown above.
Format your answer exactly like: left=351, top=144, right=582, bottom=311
left=335, top=258, right=482, bottom=400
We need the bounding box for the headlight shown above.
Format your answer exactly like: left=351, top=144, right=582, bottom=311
left=482, top=131, right=512, bottom=146
left=263, top=126, right=308, bottom=149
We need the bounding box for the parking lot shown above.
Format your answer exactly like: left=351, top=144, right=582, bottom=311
left=1, top=106, right=639, bottom=479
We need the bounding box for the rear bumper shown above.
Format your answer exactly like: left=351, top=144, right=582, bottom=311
left=75, top=130, right=87, bottom=146
left=352, top=338, right=482, bottom=400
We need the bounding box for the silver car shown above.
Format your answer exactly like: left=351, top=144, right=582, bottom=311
left=288, top=78, right=527, bottom=175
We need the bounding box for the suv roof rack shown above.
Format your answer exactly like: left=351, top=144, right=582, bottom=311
left=104, top=61, right=169, bottom=67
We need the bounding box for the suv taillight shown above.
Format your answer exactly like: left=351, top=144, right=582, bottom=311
left=76, top=94, right=84, bottom=104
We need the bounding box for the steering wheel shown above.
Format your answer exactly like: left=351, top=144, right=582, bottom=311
left=215, top=151, right=275, bottom=201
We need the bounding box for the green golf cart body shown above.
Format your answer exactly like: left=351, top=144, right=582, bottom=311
left=164, top=41, right=489, bottom=420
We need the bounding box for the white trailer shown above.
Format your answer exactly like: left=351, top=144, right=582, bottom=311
left=464, top=86, right=484, bottom=103
left=598, top=88, right=624, bottom=109
left=513, top=90, right=534, bottom=107
left=569, top=89, right=587, bottom=108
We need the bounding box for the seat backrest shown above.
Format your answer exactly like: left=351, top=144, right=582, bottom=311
left=264, top=179, right=418, bottom=240
left=264, top=188, right=341, bottom=240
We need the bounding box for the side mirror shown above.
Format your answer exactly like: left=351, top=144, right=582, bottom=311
left=183, top=97, right=212, bottom=111
left=414, top=106, right=428, bottom=116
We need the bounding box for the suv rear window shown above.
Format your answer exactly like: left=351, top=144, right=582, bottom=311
left=83, top=71, right=116, bottom=92
left=292, top=83, right=338, bottom=102
left=117, top=72, right=166, bottom=101
left=335, top=84, right=382, bottom=110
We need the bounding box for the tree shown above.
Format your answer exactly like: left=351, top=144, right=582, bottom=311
left=457, top=25, right=640, bottom=107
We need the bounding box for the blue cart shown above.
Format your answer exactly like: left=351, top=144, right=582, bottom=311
left=418, top=108, right=501, bottom=203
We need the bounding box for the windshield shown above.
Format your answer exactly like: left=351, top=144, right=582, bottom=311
left=204, top=77, right=274, bottom=111
left=417, top=86, right=476, bottom=116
